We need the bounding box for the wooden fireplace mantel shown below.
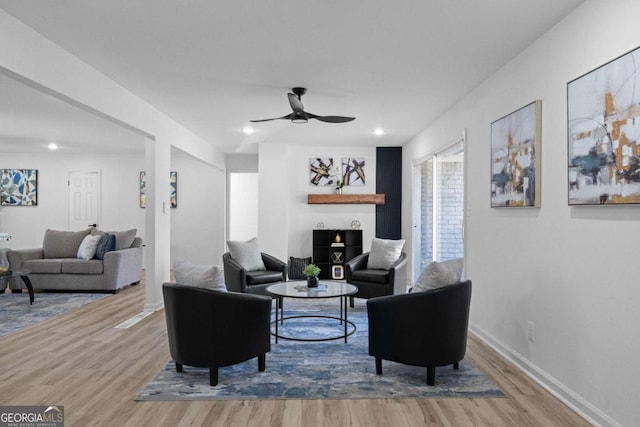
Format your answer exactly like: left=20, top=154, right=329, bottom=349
left=307, top=194, right=385, bottom=205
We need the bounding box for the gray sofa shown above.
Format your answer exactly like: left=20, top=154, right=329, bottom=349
left=8, top=228, right=142, bottom=292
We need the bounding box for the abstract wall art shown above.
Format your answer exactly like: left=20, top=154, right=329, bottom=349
left=140, top=171, right=177, bottom=208
left=567, top=46, right=640, bottom=205
left=1, top=169, right=38, bottom=206
left=309, top=158, right=336, bottom=186
left=342, top=157, right=365, bottom=186
left=490, top=100, right=541, bottom=207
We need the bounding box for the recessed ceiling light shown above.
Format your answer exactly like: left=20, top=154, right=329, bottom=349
left=48, top=142, right=58, bottom=150
left=373, top=128, right=385, bottom=136
left=242, top=126, right=254, bottom=135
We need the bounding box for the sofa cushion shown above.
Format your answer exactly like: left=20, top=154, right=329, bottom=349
left=62, top=259, right=104, bottom=274
left=77, top=235, right=102, bottom=260
left=246, top=270, right=283, bottom=285
left=413, top=258, right=464, bottom=292
left=367, top=237, right=405, bottom=270
left=173, top=260, right=226, bottom=292
left=351, top=269, right=390, bottom=285
left=43, top=228, right=91, bottom=259
left=94, top=233, right=116, bottom=260
left=227, top=237, right=266, bottom=271
left=111, top=229, right=137, bottom=250
left=288, top=256, right=311, bottom=280
left=24, top=259, right=63, bottom=274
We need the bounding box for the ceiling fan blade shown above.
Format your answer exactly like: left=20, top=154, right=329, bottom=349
left=287, top=93, right=305, bottom=113
left=307, top=113, right=356, bottom=123
left=250, top=113, right=294, bottom=123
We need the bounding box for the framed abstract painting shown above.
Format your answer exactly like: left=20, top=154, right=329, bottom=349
left=567, top=46, right=640, bottom=205
left=1, top=169, right=38, bottom=206
left=140, top=171, right=177, bottom=208
left=309, top=158, right=336, bottom=186
left=341, top=157, right=365, bottom=186
left=490, top=100, right=541, bottom=208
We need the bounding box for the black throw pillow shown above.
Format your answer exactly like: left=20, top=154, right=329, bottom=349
left=288, top=256, right=311, bottom=280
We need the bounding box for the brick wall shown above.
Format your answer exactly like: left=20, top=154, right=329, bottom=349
left=418, top=159, right=464, bottom=273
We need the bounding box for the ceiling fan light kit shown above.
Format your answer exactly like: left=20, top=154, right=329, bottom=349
left=251, top=87, right=355, bottom=124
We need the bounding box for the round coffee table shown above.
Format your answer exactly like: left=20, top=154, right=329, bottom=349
left=266, top=280, right=358, bottom=343
left=1, top=270, right=34, bottom=304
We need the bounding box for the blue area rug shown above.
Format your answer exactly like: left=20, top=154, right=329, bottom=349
left=137, top=301, right=504, bottom=400
left=0, top=292, right=109, bottom=337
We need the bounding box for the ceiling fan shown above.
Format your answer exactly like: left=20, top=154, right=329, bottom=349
left=250, top=87, right=355, bottom=124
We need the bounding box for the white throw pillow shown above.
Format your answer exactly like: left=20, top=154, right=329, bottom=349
left=173, top=260, right=227, bottom=292
left=227, top=237, right=266, bottom=271
left=366, top=237, right=406, bottom=270
left=77, top=234, right=103, bottom=260
left=412, top=258, right=464, bottom=292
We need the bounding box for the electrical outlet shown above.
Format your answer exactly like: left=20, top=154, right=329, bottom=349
left=527, top=321, right=535, bottom=342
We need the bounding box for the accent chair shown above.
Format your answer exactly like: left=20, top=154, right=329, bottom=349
left=366, top=280, right=472, bottom=386
left=162, top=282, right=272, bottom=386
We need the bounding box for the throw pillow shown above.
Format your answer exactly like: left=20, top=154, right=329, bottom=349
left=77, top=234, right=103, bottom=260
left=43, top=228, right=92, bottom=259
left=110, top=229, right=137, bottom=251
left=227, top=237, right=266, bottom=271
left=94, top=233, right=116, bottom=260
left=173, top=260, right=227, bottom=292
left=288, top=256, right=311, bottom=280
left=367, top=237, right=406, bottom=270
left=412, top=258, right=464, bottom=292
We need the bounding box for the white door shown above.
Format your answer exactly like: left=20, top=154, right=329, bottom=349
left=68, top=171, right=101, bottom=230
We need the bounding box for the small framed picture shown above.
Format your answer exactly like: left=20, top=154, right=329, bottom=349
left=332, top=265, right=344, bottom=280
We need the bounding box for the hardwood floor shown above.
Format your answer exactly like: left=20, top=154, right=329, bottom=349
left=0, top=281, right=590, bottom=427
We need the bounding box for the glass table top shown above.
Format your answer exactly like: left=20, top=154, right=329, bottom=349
left=267, top=280, right=358, bottom=299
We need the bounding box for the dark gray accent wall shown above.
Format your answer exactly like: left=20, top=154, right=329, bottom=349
left=376, top=147, right=402, bottom=239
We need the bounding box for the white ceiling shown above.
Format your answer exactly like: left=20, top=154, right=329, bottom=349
left=0, top=0, right=584, bottom=155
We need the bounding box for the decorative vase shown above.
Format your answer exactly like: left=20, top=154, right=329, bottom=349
left=307, top=276, right=319, bottom=288
left=336, top=187, right=343, bottom=195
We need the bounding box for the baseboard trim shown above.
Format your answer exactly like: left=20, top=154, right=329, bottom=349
left=470, top=323, right=620, bottom=427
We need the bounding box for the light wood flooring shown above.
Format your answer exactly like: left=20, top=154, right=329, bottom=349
left=0, top=281, right=590, bottom=427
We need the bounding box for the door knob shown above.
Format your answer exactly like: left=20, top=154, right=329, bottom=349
left=88, top=224, right=97, bottom=228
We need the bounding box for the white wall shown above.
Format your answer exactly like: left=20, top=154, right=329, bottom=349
left=402, top=1, right=640, bottom=426
left=259, top=143, right=377, bottom=262
left=1, top=151, right=225, bottom=268
left=170, top=150, right=225, bottom=265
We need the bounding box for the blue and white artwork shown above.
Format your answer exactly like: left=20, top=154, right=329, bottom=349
left=1, top=169, right=38, bottom=206
left=568, top=46, right=640, bottom=205
left=140, top=171, right=177, bottom=208
left=490, top=101, right=541, bottom=207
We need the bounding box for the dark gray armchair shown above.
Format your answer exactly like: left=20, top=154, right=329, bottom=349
left=345, top=252, right=408, bottom=306
left=367, top=280, right=472, bottom=386
left=222, top=252, right=287, bottom=296
left=162, top=283, right=272, bottom=386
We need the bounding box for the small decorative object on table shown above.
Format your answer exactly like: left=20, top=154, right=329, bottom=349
left=335, top=180, right=344, bottom=194
left=350, top=220, right=360, bottom=230
left=316, top=221, right=325, bottom=230
left=303, top=263, right=321, bottom=288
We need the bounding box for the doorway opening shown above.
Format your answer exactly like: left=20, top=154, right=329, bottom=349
left=227, top=172, right=259, bottom=242
left=412, top=140, right=465, bottom=280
